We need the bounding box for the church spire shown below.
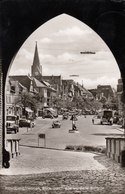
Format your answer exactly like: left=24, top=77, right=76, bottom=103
left=31, top=41, right=42, bottom=79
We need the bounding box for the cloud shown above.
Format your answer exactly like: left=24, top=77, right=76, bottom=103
left=54, top=26, right=92, bottom=37
left=9, top=14, right=120, bottom=90
left=57, top=53, right=76, bottom=61
left=39, top=53, right=55, bottom=62
left=9, top=68, right=30, bottom=75
left=19, top=49, right=33, bottom=60
left=40, top=38, right=53, bottom=44
left=74, top=76, right=118, bottom=89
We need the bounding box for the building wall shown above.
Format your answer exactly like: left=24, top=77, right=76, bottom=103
left=1, top=0, right=125, bottom=170
left=117, top=79, right=123, bottom=115
left=43, top=76, right=62, bottom=95
left=97, top=85, right=113, bottom=101
left=0, top=69, right=3, bottom=168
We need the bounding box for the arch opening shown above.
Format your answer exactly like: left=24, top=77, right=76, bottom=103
left=4, top=14, right=121, bottom=172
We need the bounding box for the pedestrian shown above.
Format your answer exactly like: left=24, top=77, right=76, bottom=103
left=92, top=118, right=94, bottom=124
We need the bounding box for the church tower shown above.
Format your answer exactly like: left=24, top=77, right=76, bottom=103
left=31, top=42, right=42, bottom=81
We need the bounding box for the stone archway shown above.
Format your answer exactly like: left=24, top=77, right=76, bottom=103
left=1, top=0, right=125, bottom=168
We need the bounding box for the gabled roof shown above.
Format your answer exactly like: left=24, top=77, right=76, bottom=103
left=43, top=81, right=51, bottom=87
left=10, top=80, right=17, bottom=87
left=33, top=78, right=47, bottom=88
left=18, top=82, right=27, bottom=90
left=97, top=85, right=114, bottom=94
left=42, top=80, right=56, bottom=92
left=9, top=75, right=32, bottom=91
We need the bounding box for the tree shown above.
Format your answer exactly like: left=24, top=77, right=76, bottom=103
left=14, top=92, right=37, bottom=117
left=34, top=93, right=44, bottom=103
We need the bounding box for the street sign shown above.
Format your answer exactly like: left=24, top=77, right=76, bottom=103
left=38, top=134, right=46, bottom=147
left=38, top=134, right=45, bottom=139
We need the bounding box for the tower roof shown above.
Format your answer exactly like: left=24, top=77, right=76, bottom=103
left=32, top=41, right=40, bottom=68
left=31, top=42, right=42, bottom=78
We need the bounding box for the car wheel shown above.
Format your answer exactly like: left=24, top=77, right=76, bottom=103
left=4, top=161, right=10, bottom=168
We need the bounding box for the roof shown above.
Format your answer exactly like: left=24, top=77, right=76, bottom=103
left=62, top=79, right=74, bottom=84
left=32, top=42, right=41, bottom=71
left=9, top=75, right=32, bottom=91
left=97, top=85, right=113, bottom=90
left=43, top=81, right=51, bottom=87
left=18, top=82, right=27, bottom=90
left=33, top=78, right=47, bottom=88
left=25, top=107, right=33, bottom=113
left=42, top=80, right=57, bottom=92
left=43, top=75, right=61, bottom=79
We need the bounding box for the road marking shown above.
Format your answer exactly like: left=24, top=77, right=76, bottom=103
left=35, top=124, right=50, bottom=134
left=77, top=132, right=89, bottom=143
left=77, top=131, right=99, bottom=145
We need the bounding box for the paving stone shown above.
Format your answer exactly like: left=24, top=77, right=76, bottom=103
left=0, top=148, right=125, bottom=193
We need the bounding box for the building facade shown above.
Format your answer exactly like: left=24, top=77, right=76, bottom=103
left=117, top=78, right=123, bottom=116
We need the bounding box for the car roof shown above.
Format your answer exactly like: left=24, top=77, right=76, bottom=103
left=6, top=121, right=15, bottom=123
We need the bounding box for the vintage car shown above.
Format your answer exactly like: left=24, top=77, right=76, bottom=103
left=6, top=115, right=19, bottom=134
left=19, top=118, right=35, bottom=128
left=52, top=120, right=61, bottom=128
left=42, top=113, right=54, bottom=119
left=62, top=112, right=69, bottom=120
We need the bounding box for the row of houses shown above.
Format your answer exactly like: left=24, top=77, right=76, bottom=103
left=6, top=75, right=94, bottom=117
left=89, top=78, right=123, bottom=116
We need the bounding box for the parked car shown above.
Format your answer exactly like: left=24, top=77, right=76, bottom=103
left=62, top=112, right=68, bottom=120
left=6, top=115, right=19, bottom=134
left=42, top=108, right=58, bottom=118
left=19, top=118, right=35, bottom=128
left=52, top=120, right=61, bottom=128
left=42, top=113, right=54, bottom=119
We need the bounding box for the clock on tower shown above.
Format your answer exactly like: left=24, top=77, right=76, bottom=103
left=35, top=71, right=38, bottom=75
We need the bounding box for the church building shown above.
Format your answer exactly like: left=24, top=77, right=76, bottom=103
left=31, top=42, right=58, bottom=107
left=31, top=42, right=62, bottom=96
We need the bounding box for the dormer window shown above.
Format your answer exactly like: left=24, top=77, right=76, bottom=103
left=10, top=86, right=15, bottom=93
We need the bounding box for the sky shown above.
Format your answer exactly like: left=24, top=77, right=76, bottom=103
left=9, top=14, right=120, bottom=89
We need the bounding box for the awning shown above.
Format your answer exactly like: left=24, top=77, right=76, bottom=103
left=25, top=107, right=33, bottom=113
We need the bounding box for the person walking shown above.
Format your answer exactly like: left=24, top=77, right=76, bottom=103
left=92, top=118, right=94, bottom=124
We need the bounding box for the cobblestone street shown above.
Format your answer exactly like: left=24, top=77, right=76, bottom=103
left=0, top=146, right=125, bottom=194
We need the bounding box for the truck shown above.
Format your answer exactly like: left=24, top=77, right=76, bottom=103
left=98, top=110, right=114, bottom=125
left=6, top=115, right=19, bottom=134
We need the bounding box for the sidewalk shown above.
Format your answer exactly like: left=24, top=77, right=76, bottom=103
left=0, top=146, right=106, bottom=175
left=112, top=124, right=125, bottom=133
left=0, top=146, right=125, bottom=194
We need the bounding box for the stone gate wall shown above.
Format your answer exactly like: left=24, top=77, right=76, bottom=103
left=0, top=59, right=3, bottom=168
